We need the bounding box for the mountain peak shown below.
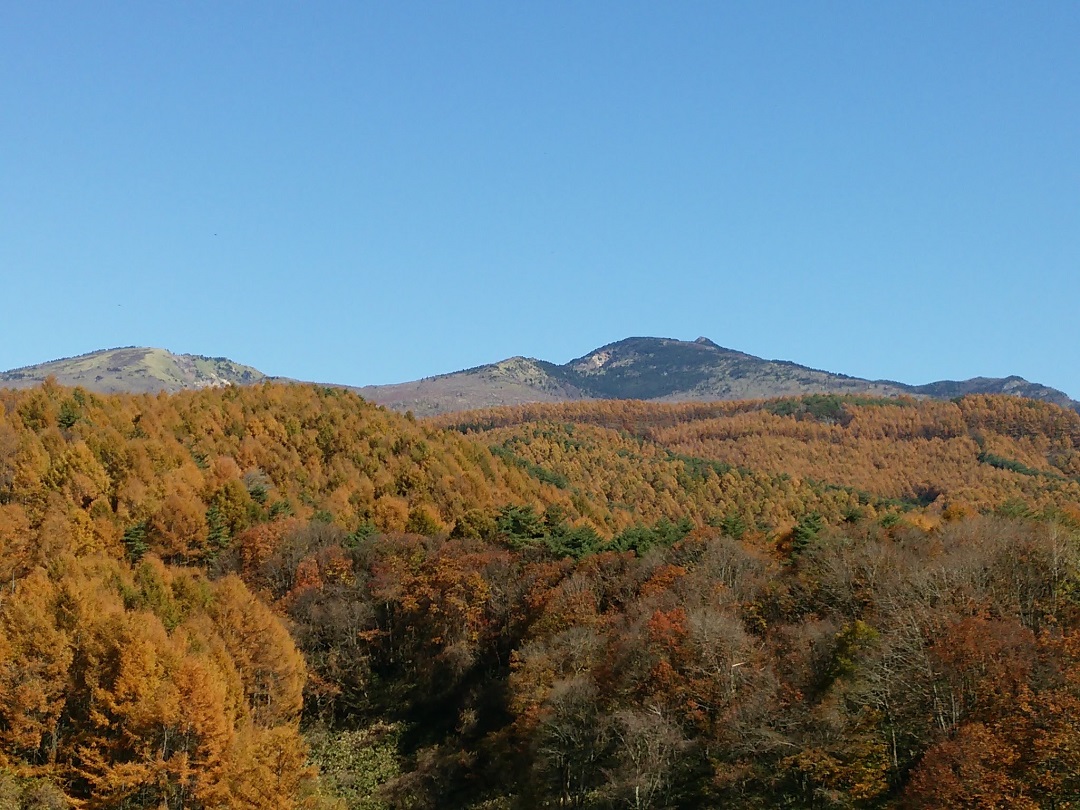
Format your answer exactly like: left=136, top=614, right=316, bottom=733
left=356, top=337, right=1080, bottom=416
left=0, top=347, right=267, bottom=394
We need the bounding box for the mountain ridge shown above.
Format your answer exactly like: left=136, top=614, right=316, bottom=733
left=0, top=346, right=270, bottom=394
left=357, top=336, right=1079, bottom=416
left=2, top=338, right=1076, bottom=415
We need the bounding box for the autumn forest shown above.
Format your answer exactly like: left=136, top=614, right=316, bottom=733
left=4, top=381, right=1080, bottom=808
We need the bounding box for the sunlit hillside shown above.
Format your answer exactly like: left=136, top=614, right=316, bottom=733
left=2, top=383, right=1080, bottom=808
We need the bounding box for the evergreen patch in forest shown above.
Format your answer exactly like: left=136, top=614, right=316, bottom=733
left=489, top=443, right=571, bottom=489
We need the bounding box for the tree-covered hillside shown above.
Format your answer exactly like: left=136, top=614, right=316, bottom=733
left=437, top=394, right=1080, bottom=521
left=2, top=382, right=1080, bottom=807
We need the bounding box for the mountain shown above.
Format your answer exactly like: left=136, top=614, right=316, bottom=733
left=907, top=376, right=1078, bottom=410
left=353, top=356, right=594, bottom=414
left=559, top=336, right=908, bottom=401
left=3, top=338, right=1077, bottom=415
left=359, top=336, right=1080, bottom=416
left=0, top=346, right=269, bottom=393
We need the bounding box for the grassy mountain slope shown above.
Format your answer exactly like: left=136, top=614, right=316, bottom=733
left=355, top=356, right=592, bottom=415
left=0, top=346, right=268, bottom=393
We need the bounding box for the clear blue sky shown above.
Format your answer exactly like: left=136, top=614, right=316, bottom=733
left=3, top=2, right=1078, bottom=396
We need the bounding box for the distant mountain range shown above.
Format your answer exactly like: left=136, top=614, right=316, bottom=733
left=357, top=336, right=1079, bottom=416
left=2, top=338, right=1076, bottom=415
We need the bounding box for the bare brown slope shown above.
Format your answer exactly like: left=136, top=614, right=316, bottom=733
left=356, top=356, right=592, bottom=417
